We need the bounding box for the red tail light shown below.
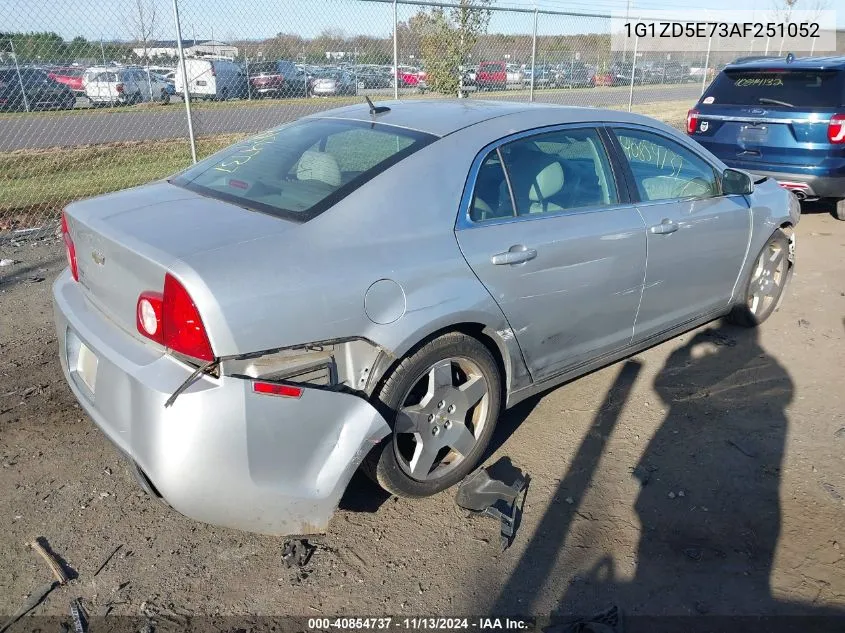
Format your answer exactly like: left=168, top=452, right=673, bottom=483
left=115, top=83, right=124, bottom=94
left=253, top=381, right=303, bottom=399
left=211, top=65, right=216, bottom=76
left=136, top=273, right=214, bottom=362
left=61, top=211, right=78, bottom=282
left=828, top=113, right=845, bottom=144
left=686, top=109, right=699, bottom=135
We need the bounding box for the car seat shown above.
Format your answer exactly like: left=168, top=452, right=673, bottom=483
left=296, top=150, right=342, bottom=188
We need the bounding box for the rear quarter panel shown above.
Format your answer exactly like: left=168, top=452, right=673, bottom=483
left=176, top=127, right=531, bottom=393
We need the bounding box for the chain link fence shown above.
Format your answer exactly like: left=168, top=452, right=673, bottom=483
left=2, top=0, right=843, bottom=231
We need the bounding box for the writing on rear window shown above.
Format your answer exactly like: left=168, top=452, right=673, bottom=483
left=735, top=77, right=784, bottom=87
left=213, top=131, right=278, bottom=173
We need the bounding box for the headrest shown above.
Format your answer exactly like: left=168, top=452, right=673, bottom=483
left=296, top=150, right=341, bottom=187
left=528, top=161, right=565, bottom=201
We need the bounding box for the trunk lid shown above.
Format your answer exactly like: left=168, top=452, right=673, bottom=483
left=64, top=181, right=294, bottom=342
left=694, top=105, right=837, bottom=168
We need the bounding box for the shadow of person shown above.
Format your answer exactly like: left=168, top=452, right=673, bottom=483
left=624, top=325, right=792, bottom=615
left=554, top=324, right=796, bottom=618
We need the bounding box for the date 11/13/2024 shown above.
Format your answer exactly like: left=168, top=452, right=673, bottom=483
left=306, top=618, right=531, bottom=631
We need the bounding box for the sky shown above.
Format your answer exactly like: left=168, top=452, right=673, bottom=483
left=4, top=0, right=843, bottom=42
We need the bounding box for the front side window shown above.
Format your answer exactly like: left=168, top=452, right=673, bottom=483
left=171, top=119, right=435, bottom=222
left=613, top=129, right=719, bottom=202
left=500, top=128, right=618, bottom=216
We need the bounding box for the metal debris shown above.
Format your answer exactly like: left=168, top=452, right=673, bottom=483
left=545, top=605, right=623, bottom=633
left=93, top=544, right=122, bottom=577
left=455, top=463, right=528, bottom=550
left=726, top=439, right=757, bottom=458
left=822, top=482, right=843, bottom=502
left=70, top=598, right=87, bottom=633
left=282, top=539, right=315, bottom=568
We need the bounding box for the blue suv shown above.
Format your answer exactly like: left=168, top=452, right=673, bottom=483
left=687, top=56, right=845, bottom=220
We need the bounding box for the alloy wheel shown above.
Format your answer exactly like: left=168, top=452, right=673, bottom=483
left=393, top=357, right=489, bottom=482
left=747, top=238, right=788, bottom=316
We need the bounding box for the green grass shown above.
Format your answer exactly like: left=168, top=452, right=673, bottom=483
left=0, top=99, right=692, bottom=228
left=0, top=134, right=246, bottom=225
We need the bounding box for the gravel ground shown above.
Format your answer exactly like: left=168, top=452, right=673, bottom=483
left=1, top=207, right=844, bottom=626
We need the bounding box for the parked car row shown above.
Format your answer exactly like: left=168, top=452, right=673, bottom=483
left=84, top=67, right=173, bottom=106
left=0, top=63, right=176, bottom=111
left=0, top=67, right=76, bottom=111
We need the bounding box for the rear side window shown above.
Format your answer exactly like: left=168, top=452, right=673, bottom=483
left=703, top=69, right=845, bottom=108
left=172, top=119, right=436, bottom=222
left=470, top=128, right=618, bottom=222
left=501, top=128, right=618, bottom=216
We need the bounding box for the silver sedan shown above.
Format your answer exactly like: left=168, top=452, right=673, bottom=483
left=54, top=100, right=799, bottom=536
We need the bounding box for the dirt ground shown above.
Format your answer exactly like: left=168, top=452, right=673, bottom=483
left=1, top=206, right=844, bottom=627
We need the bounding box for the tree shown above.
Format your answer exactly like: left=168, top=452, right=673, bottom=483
left=128, top=0, right=157, bottom=63
left=416, top=0, right=493, bottom=96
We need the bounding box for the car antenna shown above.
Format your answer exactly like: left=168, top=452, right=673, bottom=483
left=365, top=95, right=390, bottom=115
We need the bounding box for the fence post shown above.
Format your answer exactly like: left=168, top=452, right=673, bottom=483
left=627, top=32, right=638, bottom=113
left=700, top=35, right=712, bottom=96
left=171, top=0, right=197, bottom=164
left=9, top=40, right=29, bottom=113
left=245, top=57, right=251, bottom=100
left=393, top=0, right=399, bottom=100
left=529, top=9, right=538, bottom=102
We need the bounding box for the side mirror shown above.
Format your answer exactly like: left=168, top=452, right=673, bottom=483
left=722, top=168, right=754, bottom=195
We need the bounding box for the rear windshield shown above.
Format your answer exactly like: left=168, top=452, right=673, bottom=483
left=171, top=119, right=436, bottom=222
left=703, top=69, right=845, bottom=108
left=249, top=62, right=278, bottom=75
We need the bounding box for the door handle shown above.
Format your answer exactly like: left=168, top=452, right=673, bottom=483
left=491, top=245, right=537, bottom=265
left=649, top=219, right=679, bottom=235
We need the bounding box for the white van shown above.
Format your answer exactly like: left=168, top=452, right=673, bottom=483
left=83, top=67, right=170, bottom=105
left=174, top=58, right=246, bottom=101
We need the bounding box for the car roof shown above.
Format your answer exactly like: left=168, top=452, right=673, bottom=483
left=725, top=55, right=845, bottom=71
left=308, top=99, right=643, bottom=137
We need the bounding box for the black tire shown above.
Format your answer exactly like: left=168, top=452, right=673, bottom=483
left=159, top=89, right=170, bottom=104
left=364, top=332, right=502, bottom=498
left=130, top=91, right=142, bottom=105
left=727, top=230, right=791, bottom=328
left=833, top=198, right=845, bottom=221
left=219, top=87, right=229, bottom=102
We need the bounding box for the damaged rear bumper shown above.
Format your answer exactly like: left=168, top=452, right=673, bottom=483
left=53, top=270, right=390, bottom=536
